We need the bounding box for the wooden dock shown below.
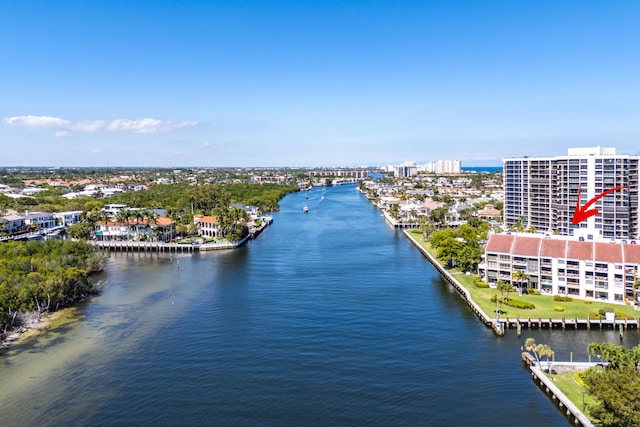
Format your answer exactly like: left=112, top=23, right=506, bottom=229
left=91, top=238, right=247, bottom=253
left=90, top=217, right=274, bottom=253
left=92, top=240, right=199, bottom=253
left=501, top=316, right=639, bottom=331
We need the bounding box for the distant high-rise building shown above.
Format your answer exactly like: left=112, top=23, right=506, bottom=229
left=503, top=147, right=639, bottom=239
left=419, top=160, right=461, bottom=174
left=395, top=161, right=418, bottom=178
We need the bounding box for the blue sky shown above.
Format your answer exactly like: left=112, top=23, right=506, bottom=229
left=1, top=1, right=639, bottom=167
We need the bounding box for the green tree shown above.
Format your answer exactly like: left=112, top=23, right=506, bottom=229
left=497, top=280, right=514, bottom=301
left=419, top=216, right=436, bottom=239
left=429, top=206, right=448, bottom=229
left=583, top=343, right=640, bottom=427
left=66, top=222, right=94, bottom=240
left=388, top=204, right=400, bottom=220
left=512, top=270, right=529, bottom=295
left=537, top=343, right=554, bottom=373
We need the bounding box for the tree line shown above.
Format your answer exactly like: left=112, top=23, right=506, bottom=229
left=582, top=342, right=640, bottom=426
left=0, top=240, right=107, bottom=334
left=425, top=218, right=489, bottom=272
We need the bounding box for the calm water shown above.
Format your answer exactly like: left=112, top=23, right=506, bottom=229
left=1, top=185, right=638, bottom=426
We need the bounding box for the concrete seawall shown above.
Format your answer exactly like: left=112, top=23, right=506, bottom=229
left=403, top=230, right=500, bottom=333
left=522, top=353, right=595, bottom=427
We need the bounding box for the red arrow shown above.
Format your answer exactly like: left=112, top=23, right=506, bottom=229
left=572, top=186, right=628, bottom=225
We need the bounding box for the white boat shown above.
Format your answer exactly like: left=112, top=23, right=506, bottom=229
left=303, top=206, right=309, bottom=213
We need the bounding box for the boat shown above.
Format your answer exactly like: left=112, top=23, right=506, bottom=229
left=303, top=206, right=309, bottom=213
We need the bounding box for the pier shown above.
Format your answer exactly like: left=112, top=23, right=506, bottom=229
left=383, top=211, right=420, bottom=229
left=522, top=353, right=595, bottom=427
left=91, top=237, right=248, bottom=253
left=91, top=216, right=272, bottom=253
left=501, top=316, right=639, bottom=331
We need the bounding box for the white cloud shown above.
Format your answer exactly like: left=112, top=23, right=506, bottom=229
left=55, top=130, right=72, bottom=138
left=107, top=118, right=198, bottom=134
left=2, top=115, right=70, bottom=128
left=2, top=115, right=197, bottom=136
left=71, top=120, right=106, bottom=132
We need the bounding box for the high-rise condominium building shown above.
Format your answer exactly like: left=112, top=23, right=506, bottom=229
left=419, top=160, right=461, bottom=174
left=503, top=147, right=639, bottom=239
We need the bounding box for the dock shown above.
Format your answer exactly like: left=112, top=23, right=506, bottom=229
left=383, top=211, right=420, bottom=229
left=522, top=353, right=596, bottom=427
left=501, top=316, right=638, bottom=331
left=91, top=239, right=246, bottom=253
left=90, top=216, right=273, bottom=253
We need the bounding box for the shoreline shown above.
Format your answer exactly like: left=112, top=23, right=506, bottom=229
left=403, top=225, right=598, bottom=425
left=402, top=229, right=501, bottom=333
left=400, top=229, right=640, bottom=333
left=0, top=309, right=68, bottom=352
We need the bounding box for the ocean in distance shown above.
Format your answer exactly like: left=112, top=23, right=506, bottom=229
left=1, top=184, right=635, bottom=426
left=462, top=166, right=502, bottom=173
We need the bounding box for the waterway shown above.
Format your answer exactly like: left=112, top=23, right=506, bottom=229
left=1, top=185, right=638, bottom=426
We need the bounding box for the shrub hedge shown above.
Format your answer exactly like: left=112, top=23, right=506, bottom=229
left=474, top=279, right=490, bottom=288
left=503, top=298, right=536, bottom=310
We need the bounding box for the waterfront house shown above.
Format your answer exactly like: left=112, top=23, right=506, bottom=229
left=1, top=214, right=26, bottom=234
left=230, top=203, right=259, bottom=218
left=95, top=217, right=176, bottom=242
left=193, top=215, right=221, bottom=238
left=480, top=232, right=640, bottom=304
left=24, top=211, right=56, bottom=230
left=102, top=204, right=128, bottom=218
left=53, top=211, right=83, bottom=226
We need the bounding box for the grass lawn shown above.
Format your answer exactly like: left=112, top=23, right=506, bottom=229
left=407, top=230, right=640, bottom=321
left=551, top=372, right=598, bottom=421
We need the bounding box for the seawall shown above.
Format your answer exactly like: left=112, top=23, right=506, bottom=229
left=522, top=353, right=595, bottom=427
left=403, top=230, right=501, bottom=334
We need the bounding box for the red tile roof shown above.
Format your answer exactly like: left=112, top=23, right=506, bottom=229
left=486, top=233, right=640, bottom=265
left=594, top=242, right=623, bottom=263
left=624, top=244, right=640, bottom=265
left=566, top=241, right=593, bottom=261
left=511, top=236, right=541, bottom=257
left=485, top=234, right=515, bottom=253
left=540, top=239, right=567, bottom=258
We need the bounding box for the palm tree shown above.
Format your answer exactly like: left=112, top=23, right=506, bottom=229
left=142, top=209, right=157, bottom=240
left=388, top=204, right=400, bottom=220
left=419, top=216, right=436, bottom=239
left=512, top=270, right=530, bottom=296
left=524, top=338, right=554, bottom=373
left=115, top=209, right=133, bottom=240
left=497, top=280, right=514, bottom=301
left=525, top=338, right=542, bottom=368
left=537, top=344, right=554, bottom=373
